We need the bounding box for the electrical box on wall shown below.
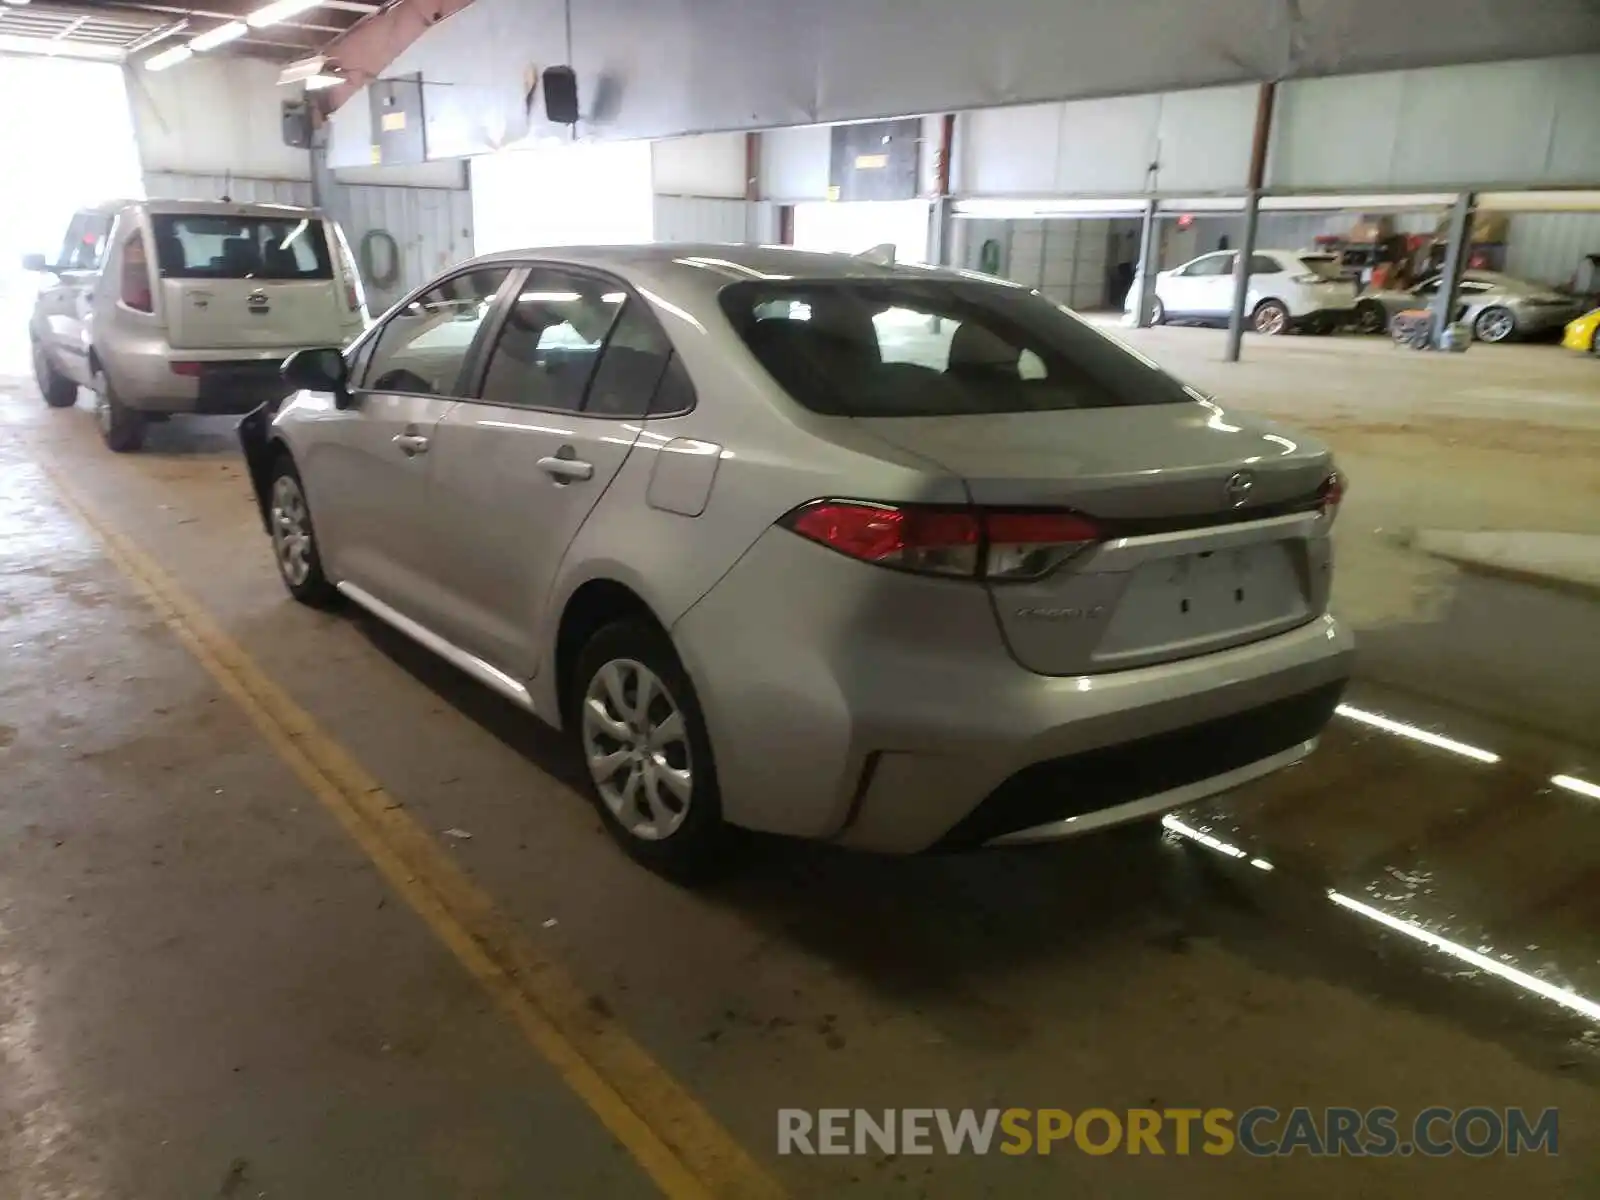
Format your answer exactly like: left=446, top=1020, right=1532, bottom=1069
left=369, top=72, right=427, bottom=166
left=829, top=118, right=920, bottom=202
left=281, top=99, right=312, bottom=149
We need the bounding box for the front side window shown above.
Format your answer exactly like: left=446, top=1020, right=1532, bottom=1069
left=364, top=267, right=511, bottom=396
left=57, top=212, right=112, bottom=271
left=722, top=278, right=1197, bottom=418
left=1181, top=254, right=1233, bottom=278
left=477, top=270, right=625, bottom=411
left=150, top=213, right=333, bottom=280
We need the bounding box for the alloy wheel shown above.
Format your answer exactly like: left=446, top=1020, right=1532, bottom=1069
left=1475, top=308, right=1515, bottom=343
left=581, top=658, right=693, bottom=841
left=269, top=475, right=314, bottom=587
left=1254, top=303, right=1288, bottom=336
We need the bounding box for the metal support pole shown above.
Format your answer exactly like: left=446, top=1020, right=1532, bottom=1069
left=1133, top=199, right=1159, bottom=327
left=1225, top=80, right=1276, bottom=363
left=1432, top=191, right=1475, bottom=347
left=1223, top=190, right=1262, bottom=361
left=929, top=114, right=956, bottom=266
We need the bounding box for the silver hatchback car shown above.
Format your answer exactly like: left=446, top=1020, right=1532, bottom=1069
left=241, top=245, right=1354, bottom=878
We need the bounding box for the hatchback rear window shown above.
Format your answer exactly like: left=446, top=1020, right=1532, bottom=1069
left=720, top=279, right=1194, bottom=417
left=150, top=214, right=333, bottom=281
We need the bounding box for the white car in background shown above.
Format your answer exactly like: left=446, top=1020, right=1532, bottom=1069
left=1130, top=249, right=1358, bottom=335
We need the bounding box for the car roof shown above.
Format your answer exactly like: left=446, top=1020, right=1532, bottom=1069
left=468, top=243, right=962, bottom=285
left=84, top=198, right=325, bottom=220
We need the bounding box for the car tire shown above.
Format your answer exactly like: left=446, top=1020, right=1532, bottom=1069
left=1354, top=302, right=1388, bottom=335
left=32, top=339, right=78, bottom=409
left=266, top=454, right=339, bottom=608
left=1473, top=306, right=1516, bottom=344
left=1149, top=297, right=1166, bottom=326
left=1252, top=299, right=1290, bottom=336
left=95, top=378, right=146, bottom=452
left=572, top=619, right=730, bottom=882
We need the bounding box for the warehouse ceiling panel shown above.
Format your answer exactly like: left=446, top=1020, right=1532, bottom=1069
left=320, top=0, right=1600, bottom=154
left=0, top=0, right=384, bottom=62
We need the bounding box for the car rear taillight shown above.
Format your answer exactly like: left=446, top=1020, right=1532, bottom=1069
left=344, top=276, right=361, bottom=312
left=121, top=232, right=153, bottom=313
left=1319, top=471, right=1346, bottom=524
left=170, top=361, right=202, bottom=378
left=781, top=501, right=1102, bottom=581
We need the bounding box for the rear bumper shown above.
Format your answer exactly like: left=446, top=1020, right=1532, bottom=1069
left=672, top=528, right=1354, bottom=853
left=103, top=347, right=294, bottom=413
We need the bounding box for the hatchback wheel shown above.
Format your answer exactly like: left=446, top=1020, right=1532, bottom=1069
left=33, top=340, right=77, bottom=408
left=95, top=379, right=146, bottom=452
left=573, top=620, right=728, bottom=881
left=1252, top=299, right=1290, bottom=336
left=268, top=457, right=338, bottom=607
left=1473, top=306, right=1516, bottom=343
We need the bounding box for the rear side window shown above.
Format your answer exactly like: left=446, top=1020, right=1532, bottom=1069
left=150, top=214, right=333, bottom=280
left=721, top=279, right=1195, bottom=418
left=477, top=270, right=624, bottom=411
left=1249, top=254, right=1282, bottom=274
left=583, top=299, right=681, bottom=417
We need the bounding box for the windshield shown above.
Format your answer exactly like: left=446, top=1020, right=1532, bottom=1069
left=719, top=278, right=1195, bottom=417
left=151, top=214, right=333, bottom=281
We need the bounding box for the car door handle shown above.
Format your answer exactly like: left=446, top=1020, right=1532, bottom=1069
left=392, top=433, right=430, bottom=456
left=537, top=455, right=594, bottom=482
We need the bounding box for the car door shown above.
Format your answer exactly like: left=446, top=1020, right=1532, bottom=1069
left=40, top=211, right=112, bottom=384
left=1161, top=252, right=1229, bottom=317
left=299, top=265, right=515, bottom=626
left=420, top=264, right=679, bottom=679
left=1193, top=252, right=1240, bottom=316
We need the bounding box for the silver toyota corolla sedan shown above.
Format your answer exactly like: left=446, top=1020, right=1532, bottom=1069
left=240, top=245, right=1354, bottom=879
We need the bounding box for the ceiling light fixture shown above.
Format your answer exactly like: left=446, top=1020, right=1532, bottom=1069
left=189, top=20, right=248, bottom=51
left=302, top=73, right=344, bottom=91
left=248, top=0, right=320, bottom=27
left=145, top=44, right=194, bottom=70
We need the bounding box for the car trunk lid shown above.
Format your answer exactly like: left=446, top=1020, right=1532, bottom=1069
left=857, top=404, right=1335, bottom=675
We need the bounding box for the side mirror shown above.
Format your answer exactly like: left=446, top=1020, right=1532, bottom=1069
left=282, top=347, right=349, bottom=404
left=21, top=253, right=49, bottom=273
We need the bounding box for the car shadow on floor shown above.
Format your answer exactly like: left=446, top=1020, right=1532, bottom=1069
left=340, top=591, right=1600, bottom=1073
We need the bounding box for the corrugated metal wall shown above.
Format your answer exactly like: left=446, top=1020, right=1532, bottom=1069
left=1505, top=214, right=1600, bottom=288
left=143, top=172, right=314, bottom=206
left=652, top=197, right=755, bottom=244
left=312, top=149, right=474, bottom=315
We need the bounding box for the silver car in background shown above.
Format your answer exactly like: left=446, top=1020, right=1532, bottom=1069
left=1355, top=270, right=1583, bottom=342
left=240, top=245, right=1354, bottom=879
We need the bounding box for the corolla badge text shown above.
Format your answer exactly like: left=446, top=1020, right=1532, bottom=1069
left=1014, top=605, right=1107, bottom=621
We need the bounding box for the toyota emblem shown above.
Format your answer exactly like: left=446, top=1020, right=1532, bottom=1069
left=1224, top=470, right=1255, bottom=507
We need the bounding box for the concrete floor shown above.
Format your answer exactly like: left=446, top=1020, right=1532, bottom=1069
left=2, top=330, right=1598, bottom=1197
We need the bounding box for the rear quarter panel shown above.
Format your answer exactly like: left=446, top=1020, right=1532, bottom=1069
left=528, top=298, right=967, bottom=725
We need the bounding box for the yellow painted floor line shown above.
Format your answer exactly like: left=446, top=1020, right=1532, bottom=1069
left=37, top=456, right=787, bottom=1200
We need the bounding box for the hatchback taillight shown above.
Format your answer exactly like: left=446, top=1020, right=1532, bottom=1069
left=781, top=500, right=1102, bottom=581
left=1319, top=471, right=1346, bottom=524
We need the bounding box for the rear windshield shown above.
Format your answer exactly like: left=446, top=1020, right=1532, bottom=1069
left=719, top=278, right=1194, bottom=417
left=150, top=214, right=333, bottom=281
